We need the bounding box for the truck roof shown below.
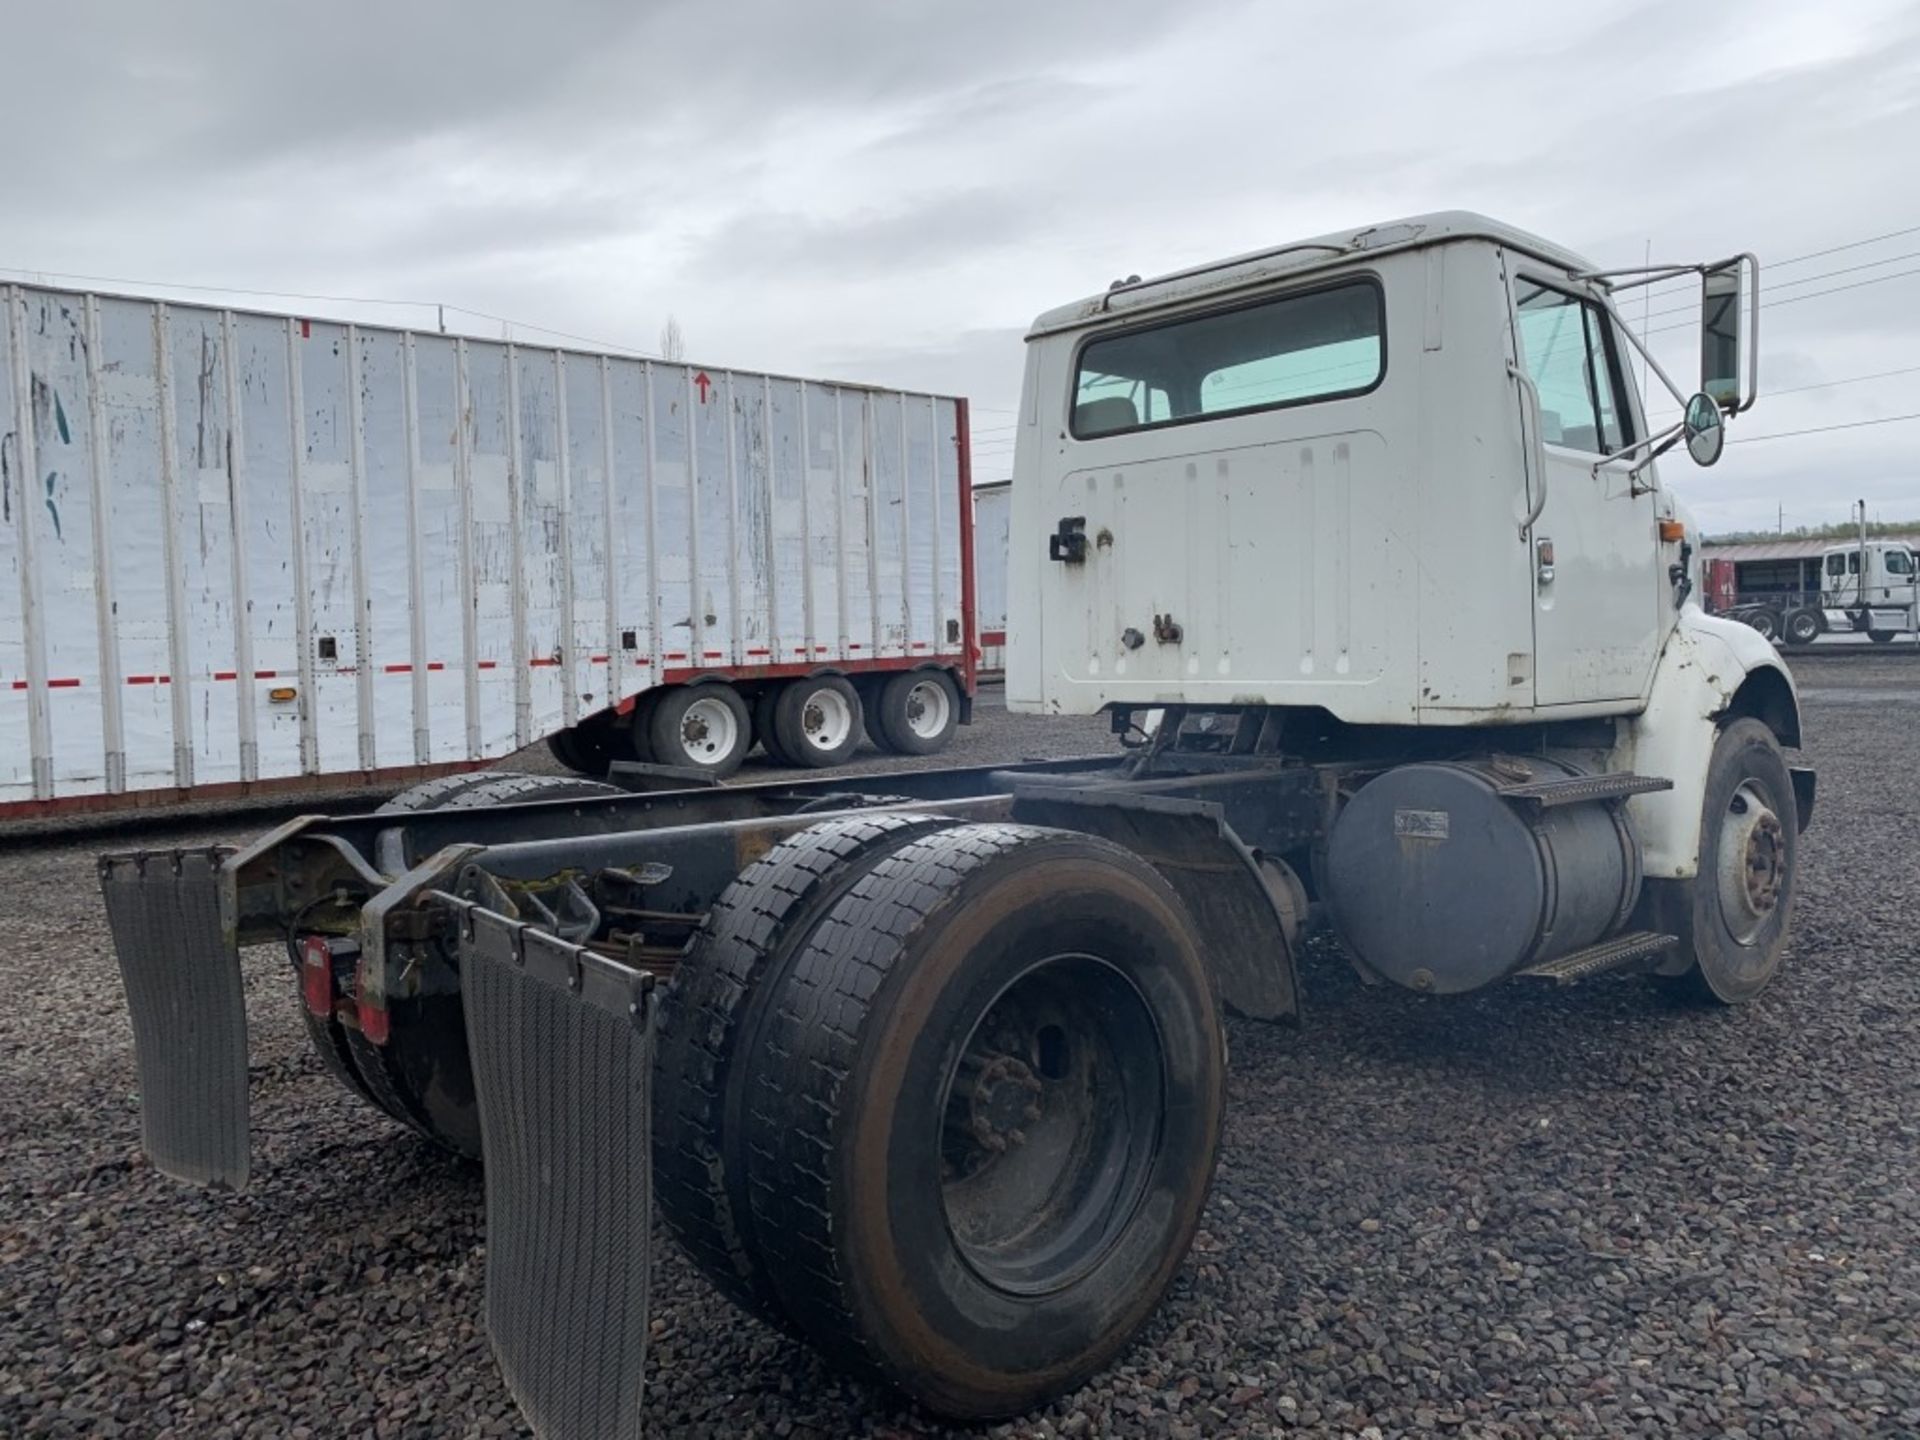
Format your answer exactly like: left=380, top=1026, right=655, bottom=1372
left=1027, top=210, right=1602, bottom=339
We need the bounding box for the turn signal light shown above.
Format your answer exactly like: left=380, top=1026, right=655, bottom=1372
left=1658, top=520, right=1687, bottom=543
left=268, top=686, right=298, bottom=703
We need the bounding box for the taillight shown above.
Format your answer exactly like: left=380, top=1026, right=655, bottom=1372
left=356, top=964, right=391, bottom=1046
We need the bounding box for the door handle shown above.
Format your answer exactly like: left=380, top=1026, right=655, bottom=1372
left=1536, top=537, right=1555, bottom=587
left=1049, top=515, right=1089, bottom=564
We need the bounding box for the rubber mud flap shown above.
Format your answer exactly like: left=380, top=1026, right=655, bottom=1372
left=97, top=847, right=249, bottom=1190
left=455, top=898, right=655, bottom=1440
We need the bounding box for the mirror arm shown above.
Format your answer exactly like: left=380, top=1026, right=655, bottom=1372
left=1596, top=419, right=1686, bottom=489
left=1612, top=315, right=1691, bottom=412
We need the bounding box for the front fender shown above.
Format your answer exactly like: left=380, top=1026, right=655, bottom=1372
left=1619, top=606, right=1801, bottom=879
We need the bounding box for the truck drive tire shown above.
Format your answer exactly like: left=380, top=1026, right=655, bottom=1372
left=648, top=684, right=752, bottom=776
left=544, top=711, right=626, bottom=777
left=871, top=668, right=961, bottom=755
left=650, top=812, right=958, bottom=1330
left=1659, top=718, right=1799, bottom=1005
left=1870, top=629, right=1896, bottom=644
left=741, top=824, right=1226, bottom=1419
left=310, top=772, right=627, bottom=1151
left=1743, top=607, right=1781, bottom=642
left=1785, top=608, right=1822, bottom=645
left=773, top=674, right=864, bottom=767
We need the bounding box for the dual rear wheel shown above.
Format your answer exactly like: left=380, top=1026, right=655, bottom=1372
left=651, top=820, right=1226, bottom=1419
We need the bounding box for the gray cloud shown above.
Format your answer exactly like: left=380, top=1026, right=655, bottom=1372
left=3, top=0, right=1917, bottom=529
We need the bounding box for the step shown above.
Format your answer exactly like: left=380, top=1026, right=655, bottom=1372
left=1518, top=930, right=1678, bottom=984
left=1495, top=772, right=1673, bottom=808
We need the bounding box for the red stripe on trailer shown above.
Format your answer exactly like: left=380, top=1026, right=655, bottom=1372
left=702, top=650, right=723, bottom=660
left=910, top=642, right=930, bottom=650
left=254, top=669, right=278, bottom=679
left=590, top=654, right=610, bottom=664
left=664, top=652, right=688, bottom=661
left=477, top=660, right=498, bottom=670
left=383, top=663, right=412, bottom=674
left=529, top=657, right=561, bottom=668
left=747, top=648, right=771, bottom=657
left=427, top=662, right=445, bottom=671
left=126, top=675, right=170, bottom=686
left=848, top=643, right=864, bottom=650
left=980, top=629, right=1007, bottom=647
left=213, top=671, right=238, bottom=681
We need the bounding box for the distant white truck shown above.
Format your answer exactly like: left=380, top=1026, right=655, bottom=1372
left=1729, top=537, right=1919, bottom=644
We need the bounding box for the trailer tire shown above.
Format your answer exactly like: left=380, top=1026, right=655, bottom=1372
left=753, top=684, right=794, bottom=766
left=773, top=675, right=864, bottom=768
left=744, top=824, right=1226, bottom=1419
left=1659, top=718, right=1799, bottom=1005
left=648, top=684, right=752, bottom=776
left=871, top=668, right=961, bottom=755
left=651, top=812, right=959, bottom=1331
left=544, top=711, right=623, bottom=777
left=1870, top=629, right=1896, bottom=644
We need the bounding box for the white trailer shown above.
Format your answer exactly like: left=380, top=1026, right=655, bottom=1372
left=1, top=285, right=978, bottom=817
left=972, top=480, right=1011, bottom=675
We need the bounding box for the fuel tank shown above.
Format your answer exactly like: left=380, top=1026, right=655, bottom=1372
left=1323, top=756, right=1642, bottom=993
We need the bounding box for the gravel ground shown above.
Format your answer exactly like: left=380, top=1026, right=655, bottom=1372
left=3, top=665, right=1918, bottom=1439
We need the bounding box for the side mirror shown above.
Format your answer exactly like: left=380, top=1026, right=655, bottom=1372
left=1701, top=264, right=1743, bottom=408
left=1683, top=392, right=1725, bottom=467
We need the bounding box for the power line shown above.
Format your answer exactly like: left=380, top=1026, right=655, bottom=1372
left=1728, top=411, right=1920, bottom=445
left=1649, top=363, right=1920, bottom=421
left=1645, top=264, right=1920, bottom=336
left=1636, top=247, right=1920, bottom=324
left=1630, top=222, right=1920, bottom=303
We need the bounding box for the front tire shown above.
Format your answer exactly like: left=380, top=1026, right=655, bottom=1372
left=743, top=824, right=1226, bottom=1418
left=1662, top=718, right=1799, bottom=1004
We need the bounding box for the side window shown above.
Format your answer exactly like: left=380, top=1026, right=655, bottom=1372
left=1827, top=552, right=1847, bottom=577
left=1885, top=548, right=1914, bottom=576
left=1850, top=553, right=1861, bottom=575
left=1514, top=283, right=1635, bottom=455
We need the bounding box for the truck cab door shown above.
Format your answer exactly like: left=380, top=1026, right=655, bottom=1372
left=1507, top=264, right=1661, bottom=706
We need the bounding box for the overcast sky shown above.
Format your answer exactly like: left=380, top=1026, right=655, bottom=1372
left=4, top=0, right=1916, bottom=534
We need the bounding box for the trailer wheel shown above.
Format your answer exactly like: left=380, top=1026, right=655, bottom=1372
left=1661, top=718, right=1799, bottom=1005
left=1785, top=608, right=1823, bottom=645
left=648, top=684, right=752, bottom=776
left=651, top=812, right=959, bottom=1329
left=753, top=684, right=794, bottom=766
left=744, top=824, right=1225, bottom=1419
left=773, top=675, right=864, bottom=767
left=871, top=668, right=961, bottom=755
left=544, top=711, right=624, bottom=777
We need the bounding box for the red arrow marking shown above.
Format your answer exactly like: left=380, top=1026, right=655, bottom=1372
left=694, top=371, right=713, bottom=403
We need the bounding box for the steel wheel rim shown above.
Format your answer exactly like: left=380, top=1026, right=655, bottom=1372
left=937, top=953, right=1163, bottom=1297
left=679, top=696, right=739, bottom=764
left=1716, top=778, right=1786, bottom=945
left=799, top=687, right=853, bottom=751
left=904, top=679, right=950, bottom=739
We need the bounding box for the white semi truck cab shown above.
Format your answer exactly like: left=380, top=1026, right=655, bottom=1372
left=98, top=214, right=1813, bottom=1433
left=1820, top=537, right=1918, bottom=641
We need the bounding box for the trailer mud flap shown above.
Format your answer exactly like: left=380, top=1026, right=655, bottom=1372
left=453, top=899, right=656, bottom=1440
left=98, top=847, right=249, bottom=1190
